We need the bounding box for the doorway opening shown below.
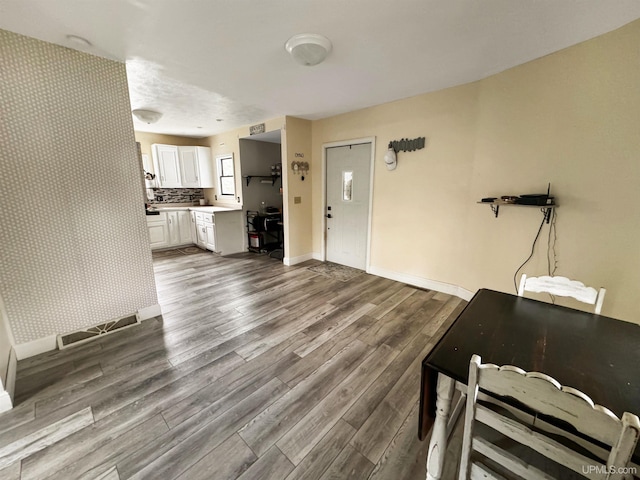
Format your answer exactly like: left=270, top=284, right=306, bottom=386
left=239, top=130, right=284, bottom=260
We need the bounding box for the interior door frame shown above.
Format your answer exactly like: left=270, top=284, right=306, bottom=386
left=321, top=137, right=376, bottom=273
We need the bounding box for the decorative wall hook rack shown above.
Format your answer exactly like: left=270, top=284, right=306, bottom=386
left=390, top=137, right=425, bottom=153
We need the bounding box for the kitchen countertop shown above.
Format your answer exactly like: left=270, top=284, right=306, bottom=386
left=146, top=204, right=241, bottom=213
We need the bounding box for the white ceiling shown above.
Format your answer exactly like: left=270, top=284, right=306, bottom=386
left=2, top=1, right=640, bottom=138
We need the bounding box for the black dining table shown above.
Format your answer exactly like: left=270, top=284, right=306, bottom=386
left=419, top=288, right=640, bottom=480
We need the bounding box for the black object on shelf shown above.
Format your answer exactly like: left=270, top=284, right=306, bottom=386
left=247, top=210, right=283, bottom=255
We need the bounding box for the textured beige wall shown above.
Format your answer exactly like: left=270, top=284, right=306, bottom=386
left=0, top=30, right=158, bottom=344
left=310, top=20, right=640, bottom=322
left=283, top=117, right=313, bottom=260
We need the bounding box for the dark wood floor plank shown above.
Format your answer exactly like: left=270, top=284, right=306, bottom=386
left=238, top=339, right=373, bottom=457
left=277, top=344, right=398, bottom=465
left=122, top=378, right=288, bottom=480
left=342, top=332, right=431, bottom=430
left=284, top=419, right=356, bottom=480
left=162, top=332, right=308, bottom=429
left=367, top=286, right=418, bottom=320
left=175, top=434, right=257, bottom=480
left=294, top=302, right=377, bottom=357
left=367, top=401, right=429, bottom=480
left=0, top=407, right=94, bottom=469
left=349, top=296, right=464, bottom=465
left=234, top=444, right=294, bottom=480
left=21, top=414, right=168, bottom=480
left=234, top=301, right=339, bottom=361
left=318, top=444, right=375, bottom=480
left=33, top=349, right=171, bottom=418
left=278, top=314, right=378, bottom=388
left=0, top=459, right=21, bottom=480
left=91, top=350, right=245, bottom=422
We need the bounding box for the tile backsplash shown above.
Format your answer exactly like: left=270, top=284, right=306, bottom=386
left=149, top=188, right=204, bottom=204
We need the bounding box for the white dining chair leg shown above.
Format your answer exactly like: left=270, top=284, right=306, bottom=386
left=427, top=373, right=455, bottom=480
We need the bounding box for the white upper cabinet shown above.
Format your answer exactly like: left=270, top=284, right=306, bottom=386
left=153, top=144, right=215, bottom=188
left=178, top=146, right=199, bottom=187
left=153, top=144, right=181, bottom=188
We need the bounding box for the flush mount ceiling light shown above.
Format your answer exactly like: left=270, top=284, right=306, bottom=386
left=285, top=33, right=332, bottom=66
left=132, top=109, right=163, bottom=124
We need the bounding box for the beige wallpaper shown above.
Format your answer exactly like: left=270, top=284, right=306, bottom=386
left=0, top=29, right=158, bottom=344
left=310, top=19, right=640, bottom=322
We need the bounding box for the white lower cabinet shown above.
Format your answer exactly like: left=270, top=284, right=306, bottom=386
left=147, top=214, right=169, bottom=250
left=190, top=211, right=198, bottom=244
left=192, top=210, right=243, bottom=255
left=148, top=208, right=243, bottom=254
left=147, top=210, right=193, bottom=250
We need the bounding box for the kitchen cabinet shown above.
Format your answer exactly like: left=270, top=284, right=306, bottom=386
left=192, top=208, right=243, bottom=255
left=153, top=144, right=181, bottom=188
left=146, top=210, right=192, bottom=250
left=167, top=210, right=192, bottom=246
left=190, top=211, right=198, bottom=244
left=178, top=146, right=215, bottom=188
left=146, top=212, right=170, bottom=249
left=152, top=144, right=215, bottom=188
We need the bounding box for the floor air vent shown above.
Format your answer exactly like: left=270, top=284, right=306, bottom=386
left=57, top=315, right=141, bottom=349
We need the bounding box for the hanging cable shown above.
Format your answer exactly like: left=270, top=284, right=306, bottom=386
left=513, top=212, right=547, bottom=293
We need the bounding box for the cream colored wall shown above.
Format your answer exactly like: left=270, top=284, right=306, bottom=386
left=465, top=19, right=640, bottom=321
left=283, top=117, right=313, bottom=261
left=310, top=19, right=640, bottom=322
left=312, top=84, right=480, bottom=285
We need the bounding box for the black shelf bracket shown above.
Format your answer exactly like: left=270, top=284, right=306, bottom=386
left=244, top=175, right=280, bottom=187
left=480, top=202, right=555, bottom=223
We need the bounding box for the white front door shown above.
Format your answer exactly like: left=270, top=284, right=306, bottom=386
left=325, top=143, right=371, bottom=270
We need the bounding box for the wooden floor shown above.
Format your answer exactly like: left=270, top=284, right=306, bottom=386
left=0, top=249, right=466, bottom=480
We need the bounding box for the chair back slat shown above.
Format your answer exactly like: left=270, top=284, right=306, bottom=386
left=458, top=355, right=640, bottom=480
left=518, top=274, right=606, bottom=314
left=478, top=363, right=621, bottom=445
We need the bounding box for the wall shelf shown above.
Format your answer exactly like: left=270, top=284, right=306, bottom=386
left=478, top=201, right=556, bottom=223
left=243, top=175, right=280, bottom=187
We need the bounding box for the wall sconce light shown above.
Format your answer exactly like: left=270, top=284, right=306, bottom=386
left=384, top=142, right=397, bottom=171
left=292, top=161, right=309, bottom=180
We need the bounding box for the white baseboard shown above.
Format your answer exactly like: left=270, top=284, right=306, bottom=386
left=283, top=253, right=315, bottom=266
left=137, top=304, right=162, bottom=321
left=0, top=390, right=12, bottom=413
left=5, top=347, right=16, bottom=403
left=368, top=266, right=476, bottom=302
left=312, top=252, right=324, bottom=261
left=13, top=305, right=162, bottom=360
left=13, top=335, right=57, bottom=360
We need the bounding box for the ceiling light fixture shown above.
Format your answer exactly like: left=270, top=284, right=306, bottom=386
left=285, top=33, right=332, bottom=66
left=132, top=109, right=163, bottom=124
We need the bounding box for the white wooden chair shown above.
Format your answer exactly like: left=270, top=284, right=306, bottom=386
left=518, top=275, right=606, bottom=314
left=458, top=354, right=640, bottom=480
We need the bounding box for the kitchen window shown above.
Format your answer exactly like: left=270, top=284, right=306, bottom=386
left=216, top=153, right=235, bottom=196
